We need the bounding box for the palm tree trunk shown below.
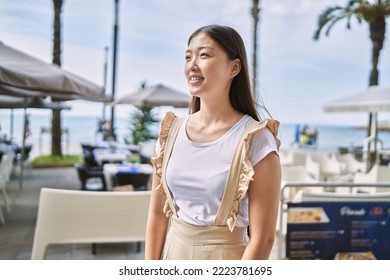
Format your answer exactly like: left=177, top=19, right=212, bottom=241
left=251, top=0, right=260, bottom=99
left=51, top=109, right=62, bottom=156
left=51, top=0, right=63, bottom=156
left=367, top=16, right=386, bottom=165
left=368, top=16, right=385, bottom=87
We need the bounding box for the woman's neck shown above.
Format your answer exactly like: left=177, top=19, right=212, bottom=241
left=187, top=103, right=244, bottom=143
left=196, top=98, right=242, bottom=124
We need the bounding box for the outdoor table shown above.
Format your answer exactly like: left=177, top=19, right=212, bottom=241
left=81, top=141, right=140, bottom=153
left=93, top=148, right=132, bottom=166
left=103, top=163, right=153, bottom=191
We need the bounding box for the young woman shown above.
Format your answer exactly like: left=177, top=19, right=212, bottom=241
left=145, top=24, right=281, bottom=260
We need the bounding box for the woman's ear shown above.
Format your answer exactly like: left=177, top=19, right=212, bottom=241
left=230, top=59, right=241, bottom=78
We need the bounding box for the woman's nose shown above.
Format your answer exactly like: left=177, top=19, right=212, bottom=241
left=187, top=58, right=199, bottom=72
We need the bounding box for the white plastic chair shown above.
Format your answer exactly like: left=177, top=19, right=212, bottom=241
left=305, top=151, right=346, bottom=181
left=353, top=164, right=390, bottom=193
left=291, top=150, right=307, bottom=166
left=279, top=147, right=294, bottom=165
left=281, top=165, right=320, bottom=197
left=304, top=153, right=321, bottom=180
left=334, top=153, right=366, bottom=174
left=31, top=188, right=151, bottom=259
left=281, top=165, right=317, bottom=184
left=280, top=148, right=307, bottom=166
left=0, top=152, right=16, bottom=217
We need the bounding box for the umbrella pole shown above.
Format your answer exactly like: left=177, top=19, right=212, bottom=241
left=372, top=112, right=378, bottom=165
left=10, top=109, right=14, bottom=142
left=110, top=0, right=120, bottom=140
left=370, top=112, right=377, bottom=140
left=18, top=107, right=27, bottom=190
left=365, top=112, right=378, bottom=171
left=102, top=46, right=109, bottom=121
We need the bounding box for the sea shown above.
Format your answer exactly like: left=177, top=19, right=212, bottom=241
left=1, top=111, right=390, bottom=159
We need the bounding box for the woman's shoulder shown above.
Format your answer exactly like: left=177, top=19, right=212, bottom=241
left=243, top=115, right=281, bottom=149
left=242, top=115, right=278, bottom=133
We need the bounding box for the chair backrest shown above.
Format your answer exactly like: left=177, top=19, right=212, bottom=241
left=377, top=165, right=390, bottom=182
left=116, top=173, right=151, bottom=190
left=31, top=188, right=151, bottom=259
left=279, top=147, right=294, bottom=165
left=82, top=150, right=99, bottom=167
left=74, top=163, right=88, bottom=181
left=0, top=152, right=15, bottom=182
left=334, top=153, right=365, bottom=174
left=353, top=164, right=379, bottom=183
left=291, top=150, right=307, bottom=166
left=305, top=153, right=320, bottom=180
left=282, top=165, right=315, bottom=183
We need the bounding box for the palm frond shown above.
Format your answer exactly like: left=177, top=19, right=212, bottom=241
left=313, top=6, right=346, bottom=39
left=324, top=15, right=350, bottom=36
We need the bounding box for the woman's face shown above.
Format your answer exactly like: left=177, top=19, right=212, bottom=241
left=185, top=32, right=238, bottom=99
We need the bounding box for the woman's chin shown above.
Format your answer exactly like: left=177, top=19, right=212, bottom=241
left=189, top=89, right=201, bottom=97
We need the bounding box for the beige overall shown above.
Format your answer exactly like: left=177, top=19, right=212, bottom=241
left=151, top=112, right=280, bottom=260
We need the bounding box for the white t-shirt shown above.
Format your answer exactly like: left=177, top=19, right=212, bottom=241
left=155, top=115, right=278, bottom=227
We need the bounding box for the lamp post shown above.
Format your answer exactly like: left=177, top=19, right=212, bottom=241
left=110, top=0, right=119, bottom=140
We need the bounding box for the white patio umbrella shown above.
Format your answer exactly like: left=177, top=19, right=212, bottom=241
left=0, top=41, right=110, bottom=187
left=324, top=85, right=390, bottom=137
left=112, top=83, right=191, bottom=108
left=324, top=85, right=390, bottom=113
left=323, top=85, right=390, bottom=166
left=0, top=96, right=70, bottom=110
left=0, top=41, right=109, bottom=102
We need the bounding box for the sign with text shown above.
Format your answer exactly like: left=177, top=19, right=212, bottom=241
left=286, top=201, right=390, bottom=260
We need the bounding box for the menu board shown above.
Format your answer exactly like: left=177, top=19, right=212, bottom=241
left=286, top=201, right=390, bottom=260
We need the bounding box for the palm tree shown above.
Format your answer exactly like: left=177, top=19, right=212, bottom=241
left=314, top=0, right=390, bottom=138
left=251, top=0, right=261, bottom=100
left=125, top=82, right=159, bottom=145
left=51, top=0, right=63, bottom=156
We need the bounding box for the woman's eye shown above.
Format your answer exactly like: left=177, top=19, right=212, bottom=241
left=185, top=55, right=191, bottom=61
left=200, top=53, right=208, bottom=57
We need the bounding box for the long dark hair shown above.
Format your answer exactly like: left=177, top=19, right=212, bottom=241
left=187, top=24, right=260, bottom=121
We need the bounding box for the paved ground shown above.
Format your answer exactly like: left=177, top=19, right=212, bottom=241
left=0, top=166, right=279, bottom=260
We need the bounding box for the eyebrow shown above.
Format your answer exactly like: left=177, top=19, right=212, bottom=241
left=185, top=46, right=215, bottom=53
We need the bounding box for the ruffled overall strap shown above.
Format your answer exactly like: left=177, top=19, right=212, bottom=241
left=150, top=112, right=184, bottom=218
left=214, top=118, right=280, bottom=231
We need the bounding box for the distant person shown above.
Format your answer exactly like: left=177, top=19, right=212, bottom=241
left=102, top=120, right=112, bottom=141
left=291, top=124, right=300, bottom=147
left=145, top=24, right=281, bottom=260
left=95, top=119, right=105, bottom=141
left=96, top=119, right=105, bottom=134
left=24, top=114, right=31, bottom=139
left=300, top=125, right=310, bottom=148
left=311, top=127, right=318, bottom=146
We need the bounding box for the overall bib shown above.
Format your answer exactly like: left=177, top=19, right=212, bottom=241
left=151, top=112, right=280, bottom=260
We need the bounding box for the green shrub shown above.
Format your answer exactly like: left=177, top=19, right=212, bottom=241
left=31, top=154, right=82, bottom=168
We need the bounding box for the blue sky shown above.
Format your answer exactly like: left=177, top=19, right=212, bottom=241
left=1, top=0, right=390, bottom=126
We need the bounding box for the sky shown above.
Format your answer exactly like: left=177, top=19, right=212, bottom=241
left=1, top=0, right=390, bottom=126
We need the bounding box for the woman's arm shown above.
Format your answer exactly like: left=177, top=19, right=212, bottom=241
left=241, top=152, right=281, bottom=260
left=145, top=174, right=169, bottom=260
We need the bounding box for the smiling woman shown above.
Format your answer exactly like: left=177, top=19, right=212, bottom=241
left=145, top=24, right=281, bottom=260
